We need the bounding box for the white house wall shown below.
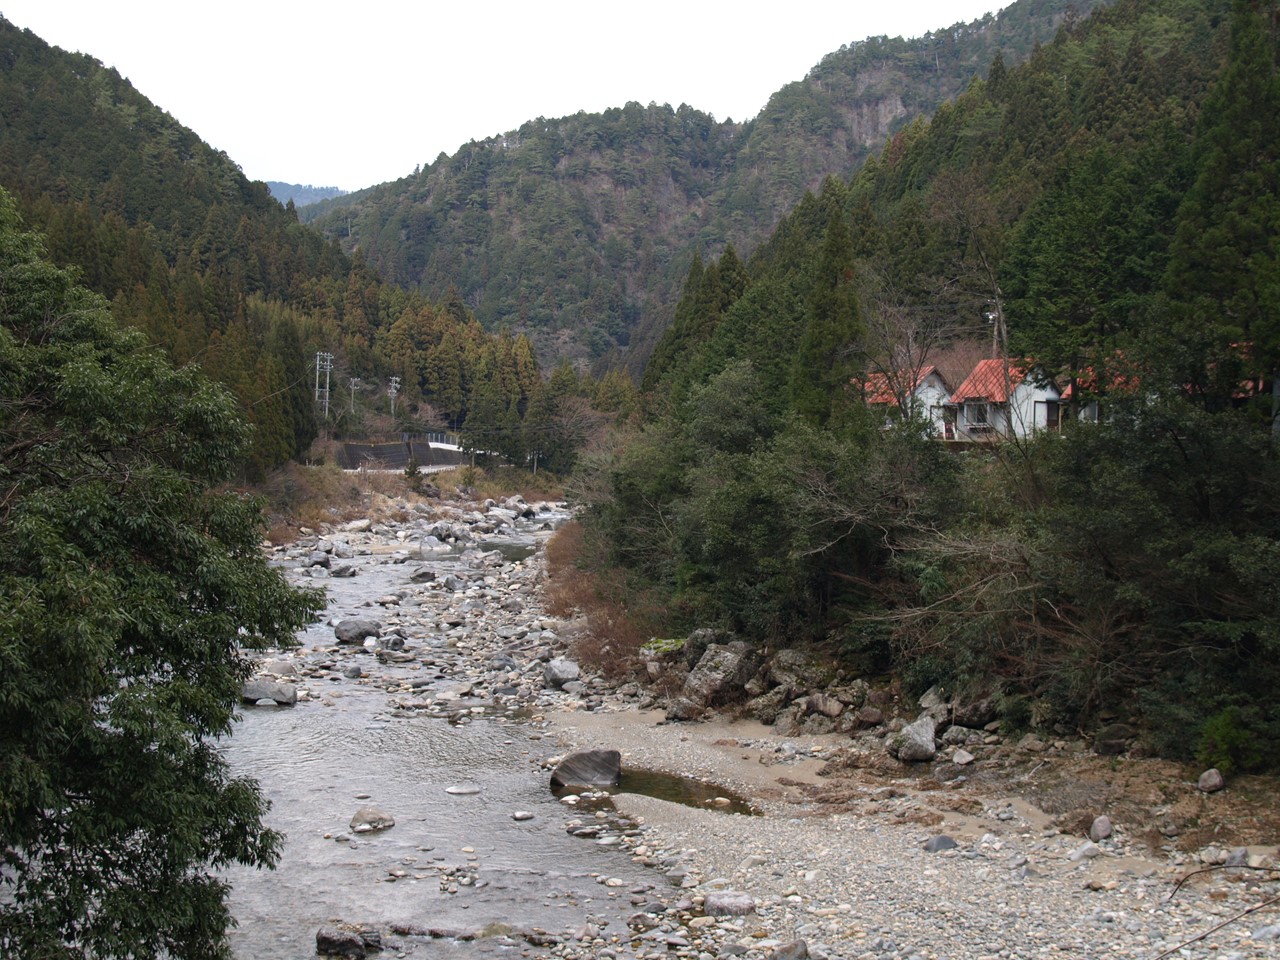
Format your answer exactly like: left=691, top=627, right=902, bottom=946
left=954, top=402, right=1009, bottom=436
left=1009, top=381, right=1061, bottom=437
left=916, top=376, right=952, bottom=433
left=950, top=375, right=1060, bottom=439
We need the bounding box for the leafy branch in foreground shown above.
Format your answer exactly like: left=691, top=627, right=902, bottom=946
left=0, top=191, right=323, bottom=959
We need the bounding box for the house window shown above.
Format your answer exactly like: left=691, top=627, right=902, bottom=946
left=966, top=402, right=990, bottom=429
left=1040, top=401, right=1061, bottom=431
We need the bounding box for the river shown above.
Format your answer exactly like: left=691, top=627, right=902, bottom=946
left=220, top=506, right=661, bottom=958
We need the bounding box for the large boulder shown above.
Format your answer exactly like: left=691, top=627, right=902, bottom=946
left=1093, top=723, right=1137, bottom=756
left=745, top=685, right=791, bottom=725
left=1198, top=768, right=1225, bottom=793
left=349, top=807, right=395, bottom=833
left=665, top=697, right=702, bottom=722
left=683, top=627, right=730, bottom=668
left=918, top=685, right=951, bottom=723
left=768, top=648, right=837, bottom=692
left=831, top=680, right=871, bottom=709
left=887, top=714, right=938, bottom=762
left=316, top=926, right=368, bottom=958
left=550, top=750, right=622, bottom=789
left=544, top=658, right=581, bottom=689
left=805, top=693, right=845, bottom=719
left=683, top=641, right=760, bottom=708
left=951, top=694, right=998, bottom=729
left=241, top=679, right=296, bottom=705
left=335, top=618, right=381, bottom=644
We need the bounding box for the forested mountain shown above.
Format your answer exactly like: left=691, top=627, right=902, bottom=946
left=580, top=0, right=1280, bottom=767
left=265, top=181, right=348, bottom=207
left=644, top=0, right=1235, bottom=403
left=302, top=0, right=1108, bottom=373
left=0, top=17, right=609, bottom=476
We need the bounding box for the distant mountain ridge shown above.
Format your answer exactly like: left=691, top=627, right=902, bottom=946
left=302, top=0, right=1111, bottom=373
left=265, top=181, right=347, bottom=207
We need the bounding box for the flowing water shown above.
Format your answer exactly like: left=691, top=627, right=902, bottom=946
left=223, top=699, right=658, bottom=957
left=220, top=517, right=659, bottom=958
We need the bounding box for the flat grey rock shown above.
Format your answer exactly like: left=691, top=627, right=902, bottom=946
left=702, top=890, right=756, bottom=916
left=241, top=679, right=296, bottom=705
left=349, top=806, right=394, bottom=833
left=550, top=749, right=622, bottom=789
left=335, top=618, right=381, bottom=644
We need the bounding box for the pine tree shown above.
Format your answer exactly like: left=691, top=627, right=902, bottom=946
left=789, top=208, right=862, bottom=425
left=1164, top=0, right=1280, bottom=420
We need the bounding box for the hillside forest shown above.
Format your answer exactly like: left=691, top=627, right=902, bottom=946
left=302, top=0, right=1106, bottom=374
left=0, top=16, right=632, bottom=479
left=575, top=0, right=1280, bottom=772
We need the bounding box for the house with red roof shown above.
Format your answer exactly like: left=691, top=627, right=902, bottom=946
left=1057, top=356, right=1144, bottom=423
left=856, top=365, right=953, bottom=433
left=948, top=358, right=1061, bottom=439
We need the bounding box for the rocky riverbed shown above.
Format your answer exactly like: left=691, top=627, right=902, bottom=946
left=229, top=493, right=1280, bottom=960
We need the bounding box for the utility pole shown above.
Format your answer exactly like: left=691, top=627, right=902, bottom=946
left=388, top=376, right=401, bottom=422
left=314, top=352, right=334, bottom=419
left=348, top=377, right=360, bottom=415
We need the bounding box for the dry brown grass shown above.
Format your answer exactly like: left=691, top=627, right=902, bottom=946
left=253, top=457, right=567, bottom=545
left=255, top=461, right=431, bottom=542
left=544, top=520, right=667, bottom=680
left=430, top=465, right=565, bottom=503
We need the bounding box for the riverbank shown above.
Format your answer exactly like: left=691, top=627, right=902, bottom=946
left=548, top=707, right=1280, bottom=960
left=248, top=493, right=1280, bottom=960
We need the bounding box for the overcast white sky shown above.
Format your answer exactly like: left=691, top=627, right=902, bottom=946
left=2, top=1, right=1002, bottom=191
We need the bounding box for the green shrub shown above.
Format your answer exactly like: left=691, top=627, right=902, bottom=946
left=1195, top=706, right=1263, bottom=777
left=641, top=637, right=686, bottom=657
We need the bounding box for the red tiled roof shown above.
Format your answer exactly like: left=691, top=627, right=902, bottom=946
left=1060, top=360, right=1141, bottom=400
left=858, top=366, right=939, bottom=405
left=950, top=358, right=1027, bottom=404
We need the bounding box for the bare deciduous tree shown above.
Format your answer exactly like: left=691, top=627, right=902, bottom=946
left=857, top=268, right=957, bottom=420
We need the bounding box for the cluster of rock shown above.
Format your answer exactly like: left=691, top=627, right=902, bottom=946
left=244, top=496, right=630, bottom=722
left=294, top=495, right=548, bottom=579
left=604, top=786, right=1280, bottom=960
left=643, top=631, right=1237, bottom=797
left=265, top=503, right=1277, bottom=960
left=646, top=635, right=1000, bottom=764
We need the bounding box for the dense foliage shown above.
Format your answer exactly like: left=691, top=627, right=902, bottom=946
left=0, top=193, right=324, bottom=957
left=302, top=0, right=1103, bottom=372
left=583, top=0, right=1280, bottom=765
